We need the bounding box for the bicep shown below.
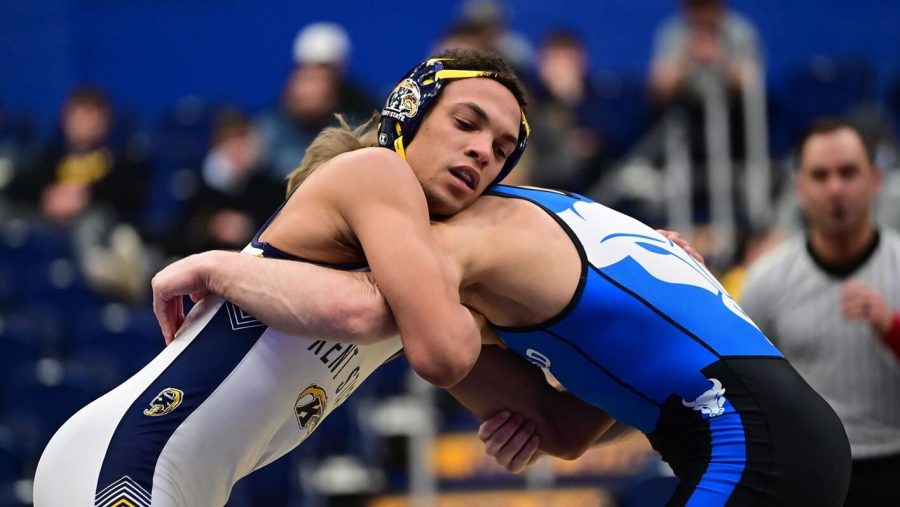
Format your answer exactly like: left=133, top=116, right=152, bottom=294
left=337, top=156, right=478, bottom=386
left=348, top=193, right=463, bottom=336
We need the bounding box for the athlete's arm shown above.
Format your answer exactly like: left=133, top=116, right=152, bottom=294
left=478, top=410, right=638, bottom=474
left=332, top=149, right=481, bottom=388
left=447, top=343, right=615, bottom=465
left=152, top=250, right=395, bottom=344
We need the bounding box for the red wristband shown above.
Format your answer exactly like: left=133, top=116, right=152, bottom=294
left=883, top=312, right=900, bottom=359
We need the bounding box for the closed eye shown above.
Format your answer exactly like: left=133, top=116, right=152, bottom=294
left=455, top=118, right=476, bottom=131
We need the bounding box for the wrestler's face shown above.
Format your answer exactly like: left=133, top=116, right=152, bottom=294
left=796, top=128, right=881, bottom=239
left=405, top=78, right=521, bottom=217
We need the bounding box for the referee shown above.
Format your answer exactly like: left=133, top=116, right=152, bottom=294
left=741, top=117, right=900, bottom=506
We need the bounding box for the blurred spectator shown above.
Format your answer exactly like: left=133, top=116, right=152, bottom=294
left=10, top=87, right=148, bottom=226
left=8, top=86, right=154, bottom=302
left=648, top=0, right=760, bottom=108
left=257, top=22, right=375, bottom=180
left=647, top=0, right=761, bottom=162
left=527, top=29, right=609, bottom=193
left=432, top=20, right=494, bottom=54
left=169, top=109, right=284, bottom=256
left=741, top=118, right=900, bottom=506
left=450, top=0, right=535, bottom=71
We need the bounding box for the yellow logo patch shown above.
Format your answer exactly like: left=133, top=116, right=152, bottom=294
left=294, top=384, right=327, bottom=433
left=383, top=79, right=421, bottom=120
left=143, top=388, right=184, bottom=417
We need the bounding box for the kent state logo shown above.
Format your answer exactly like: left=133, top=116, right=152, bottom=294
left=383, top=78, right=420, bottom=120
left=295, top=384, right=328, bottom=434
left=143, top=387, right=184, bottom=417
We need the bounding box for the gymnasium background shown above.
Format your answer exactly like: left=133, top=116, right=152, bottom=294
left=0, top=1, right=898, bottom=506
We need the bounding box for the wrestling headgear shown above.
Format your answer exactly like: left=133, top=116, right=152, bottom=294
left=377, top=57, right=530, bottom=186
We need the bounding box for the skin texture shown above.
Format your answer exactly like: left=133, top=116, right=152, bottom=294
left=403, top=78, right=521, bottom=217
left=155, top=78, right=523, bottom=388
left=152, top=65, right=708, bottom=476
left=155, top=217, right=700, bottom=475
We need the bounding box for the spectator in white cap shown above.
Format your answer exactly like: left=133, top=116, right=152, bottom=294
left=256, top=21, right=375, bottom=180
left=292, top=21, right=351, bottom=68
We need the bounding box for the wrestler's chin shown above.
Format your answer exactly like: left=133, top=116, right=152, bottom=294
left=423, top=183, right=477, bottom=217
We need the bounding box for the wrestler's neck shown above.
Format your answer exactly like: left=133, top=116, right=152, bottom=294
left=808, top=220, right=877, bottom=267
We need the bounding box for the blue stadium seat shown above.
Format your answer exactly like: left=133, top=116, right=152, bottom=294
left=0, top=425, right=23, bottom=483
left=0, top=309, right=64, bottom=358
left=0, top=315, right=41, bottom=377
left=1, top=359, right=105, bottom=444
left=70, top=304, right=164, bottom=380
left=593, top=73, right=650, bottom=160
left=142, top=96, right=217, bottom=236
left=225, top=458, right=293, bottom=507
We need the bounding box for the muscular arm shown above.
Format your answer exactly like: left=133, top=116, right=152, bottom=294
left=447, top=343, right=615, bottom=462
left=152, top=250, right=396, bottom=344
left=155, top=149, right=480, bottom=388
left=334, top=150, right=481, bottom=388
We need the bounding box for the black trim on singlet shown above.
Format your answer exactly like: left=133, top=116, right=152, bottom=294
left=806, top=228, right=880, bottom=279
left=251, top=197, right=368, bottom=270
left=483, top=188, right=589, bottom=333
left=543, top=328, right=662, bottom=408
left=591, top=264, right=722, bottom=358
left=653, top=357, right=851, bottom=507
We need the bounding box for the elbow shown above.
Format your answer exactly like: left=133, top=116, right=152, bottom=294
left=537, top=429, right=592, bottom=461
left=550, top=444, right=591, bottom=462
left=320, top=294, right=393, bottom=344
left=413, top=360, right=471, bottom=389
left=406, top=338, right=479, bottom=389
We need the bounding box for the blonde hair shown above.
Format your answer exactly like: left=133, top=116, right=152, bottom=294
left=285, top=113, right=380, bottom=196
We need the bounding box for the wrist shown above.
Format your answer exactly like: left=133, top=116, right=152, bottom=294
left=198, top=250, right=231, bottom=296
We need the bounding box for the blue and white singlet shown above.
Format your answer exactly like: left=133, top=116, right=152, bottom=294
left=488, top=185, right=850, bottom=506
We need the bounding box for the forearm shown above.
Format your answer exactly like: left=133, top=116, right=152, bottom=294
left=201, top=251, right=397, bottom=342
left=449, top=345, right=613, bottom=460
left=594, top=421, right=639, bottom=446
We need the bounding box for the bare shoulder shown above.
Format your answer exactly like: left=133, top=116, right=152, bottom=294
left=474, top=195, right=561, bottom=238
left=323, top=147, right=420, bottom=192
left=451, top=195, right=572, bottom=264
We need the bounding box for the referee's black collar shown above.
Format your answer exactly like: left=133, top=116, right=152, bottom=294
left=806, top=228, right=881, bottom=279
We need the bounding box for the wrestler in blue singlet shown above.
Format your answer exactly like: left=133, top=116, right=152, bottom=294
left=487, top=185, right=851, bottom=507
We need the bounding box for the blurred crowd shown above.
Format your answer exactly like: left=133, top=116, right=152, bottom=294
left=1, top=0, right=899, bottom=505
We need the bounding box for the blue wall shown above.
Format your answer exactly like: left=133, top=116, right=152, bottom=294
left=1, top=0, right=898, bottom=129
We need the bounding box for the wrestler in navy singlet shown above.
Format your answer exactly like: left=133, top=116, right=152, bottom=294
left=487, top=185, right=851, bottom=507
left=34, top=209, right=402, bottom=507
